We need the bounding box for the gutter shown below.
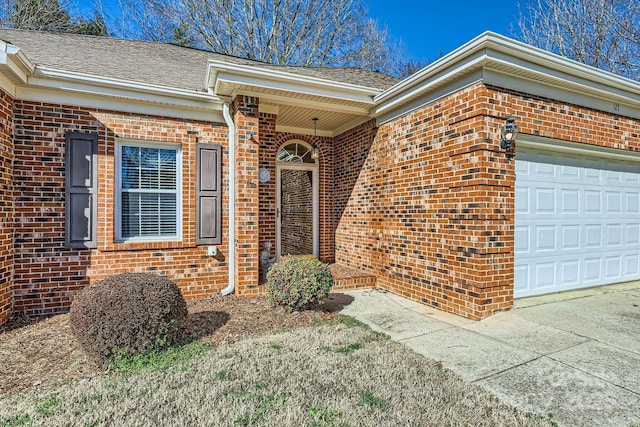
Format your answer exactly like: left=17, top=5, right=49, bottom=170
left=221, top=102, right=235, bottom=296
left=33, top=67, right=225, bottom=105
left=206, top=60, right=381, bottom=105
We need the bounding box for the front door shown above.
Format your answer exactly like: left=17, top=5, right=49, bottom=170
left=276, top=160, right=319, bottom=258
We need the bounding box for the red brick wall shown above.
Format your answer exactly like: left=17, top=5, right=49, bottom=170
left=335, top=85, right=514, bottom=320
left=9, top=82, right=638, bottom=321
left=0, top=89, right=13, bottom=324
left=334, top=82, right=640, bottom=320
left=12, top=100, right=230, bottom=316
left=484, top=85, right=640, bottom=151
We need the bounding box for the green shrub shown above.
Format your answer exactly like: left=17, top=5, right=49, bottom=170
left=266, top=256, right=333, bottom=311
left=68, top=273, right=188, bottom=364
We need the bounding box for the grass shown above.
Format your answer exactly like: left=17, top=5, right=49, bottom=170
left=109, top=341, right=211, bottom=374
left=0, top=317, right=550, bottom=426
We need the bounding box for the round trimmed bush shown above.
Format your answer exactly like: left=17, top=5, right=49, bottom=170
left=266, top=256, right=333, bottom=311
left=69, top=273, right=188, bottom=364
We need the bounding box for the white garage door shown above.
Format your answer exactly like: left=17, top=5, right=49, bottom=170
left=515, top=146, right=640, bottom=298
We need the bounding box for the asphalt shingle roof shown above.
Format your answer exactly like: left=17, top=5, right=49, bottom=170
left=0, top=29, right=399, bottom=92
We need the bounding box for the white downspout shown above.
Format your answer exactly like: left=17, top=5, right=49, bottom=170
left=221, top=102, right=235, bottom=295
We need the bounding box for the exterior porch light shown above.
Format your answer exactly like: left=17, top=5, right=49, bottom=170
left=500, top=116, right=518, bottom=150
left=311, top=117, right=320, bottom=159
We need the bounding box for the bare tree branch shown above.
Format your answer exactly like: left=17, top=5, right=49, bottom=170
left=100, top=0, right=407, bottom=75
left=516, top=0, right=640, bottom=80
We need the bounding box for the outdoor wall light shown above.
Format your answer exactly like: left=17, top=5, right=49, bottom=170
left=500, top=116, right=518, bottom=149
left=311, top=117, right=320, bottom=159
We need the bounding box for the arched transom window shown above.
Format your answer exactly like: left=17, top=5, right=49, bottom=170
left=277, top=141, right=316, bottom=164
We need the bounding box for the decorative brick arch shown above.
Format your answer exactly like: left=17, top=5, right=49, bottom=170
left=258, top=118, right=336, bottom=266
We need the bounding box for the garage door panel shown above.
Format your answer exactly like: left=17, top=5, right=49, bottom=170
left=535, top=162, right=555, bottom=177
left=561, top=189, right=580, bottom=213
left=624, top=172, right=640, bottom=183
left=605, top=256, right=622, bottom=280
left=606, top=225, right=622, bottom=246
left=626, top=193, right=639, bottom=212
left=536, top=188, right=556, bottom=213
left=606, top=191, right=622, bottom=212
left=626, top=224, right=640, bottom=245
left=535, top=262, right=556, bottom=290
left=515, top=147, right=640, bottom=298
left=560, top=260, right=580, bottom=286
left=625, top=254, right=639, bottom=276
left=515, top=226, right=529, bottom=253
left=584, top=224, right=602, bottom=248
left=514, top=264, right=530, bottom=293
left=515, top=187, right=529, bottom=213
left=584, top=191, right=602, bottom=213
left=560, top=164, right=579, bottom=178
left=561, top=225, right=580, bottom=250
left=584, top=258, right=602, bottom=282
left=535, top=225, right=556, bottom=251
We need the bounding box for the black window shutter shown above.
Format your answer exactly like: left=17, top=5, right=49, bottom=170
left=196, top=143, right=222, bottom=245
left=65, top=132, right=98, bottom=249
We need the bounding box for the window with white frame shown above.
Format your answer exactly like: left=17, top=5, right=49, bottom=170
left=116, top=142, right=181, bottom=241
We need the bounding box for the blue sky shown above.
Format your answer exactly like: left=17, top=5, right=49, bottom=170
left=367, top=0, right=520, bottom=61
left=80, top=0, right=522, bottom=61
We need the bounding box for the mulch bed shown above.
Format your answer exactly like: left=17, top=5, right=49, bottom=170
left=0, top=294, right=350, bottom=396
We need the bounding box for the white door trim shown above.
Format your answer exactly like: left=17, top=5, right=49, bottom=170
left=275, top=163, right=319, bottom=258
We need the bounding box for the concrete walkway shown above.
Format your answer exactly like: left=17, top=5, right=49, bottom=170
left=329, top=282, right=640, bottom=427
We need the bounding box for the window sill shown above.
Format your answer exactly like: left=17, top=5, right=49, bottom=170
left=99, top=240, right=195, bottom=252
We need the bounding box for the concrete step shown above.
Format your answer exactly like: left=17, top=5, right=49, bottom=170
left=329, top=264, right=376, bottom=290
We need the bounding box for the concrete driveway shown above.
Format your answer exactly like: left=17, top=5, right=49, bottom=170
left=331, top=282, right=640, bottom=426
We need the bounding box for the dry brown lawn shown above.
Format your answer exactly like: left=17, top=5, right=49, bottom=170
left=0, top=294, right=550, bottom=426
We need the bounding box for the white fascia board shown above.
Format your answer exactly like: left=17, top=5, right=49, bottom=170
left=0, top=40, right=35, bottom=95
left=374, top=72, right=484, bottom=126
left=483, top=33, right=640, bottom=97
left=372, top=53, right=487, bottom=117
left=31, top=67, right=225, bottom=109
left=0, top=41, right=35, bottom=76
left=375, top=31, right=640, bottom=119
left=374, top=32, right=492, bottom=103
left=208, top=60, right=380, bottom=104
left=16, top=85, right=225, bottom=123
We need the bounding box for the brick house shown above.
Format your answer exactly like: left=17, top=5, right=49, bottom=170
left=0, top=29, right=638, bottom=325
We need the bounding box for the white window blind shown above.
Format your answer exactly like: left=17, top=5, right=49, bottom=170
left=117, top=144, right=180, bottom=240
